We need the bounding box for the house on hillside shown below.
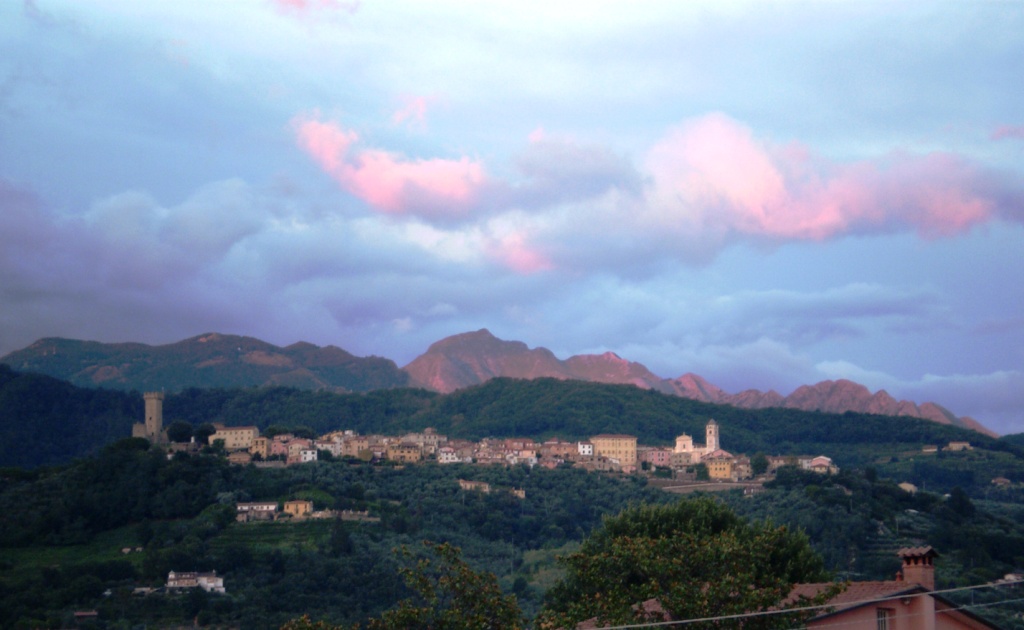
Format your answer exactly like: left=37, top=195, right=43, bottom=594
left=166, top=571, right=226, bottom=594
left=236, top=501, right=278, bottom=522
left=283, top=500, right=313, bottom=518
left=458, top=479, right=491, bottom=493
left=437, top=446, right=461, bottom=464
left=808, top=455, right=838, bottom=475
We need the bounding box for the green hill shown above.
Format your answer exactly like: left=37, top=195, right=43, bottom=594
left=1, top=367, right=1015, bottom=474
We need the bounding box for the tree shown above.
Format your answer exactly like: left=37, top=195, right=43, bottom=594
left=695, top=462, right=710, bottom=481
left=166, top=420, right=193, bottom=443
left=194, top=422, right=217, bottom=444
left=751, top=453, right=769, bottom=476
left=538, top=498, right=838, bottom=629
left=282, top=542, right=524, bottom=630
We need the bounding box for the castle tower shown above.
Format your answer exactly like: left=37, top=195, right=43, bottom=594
left=144, top=392, right=165, bottom=443
left=705, top=419, right=719, bottom=453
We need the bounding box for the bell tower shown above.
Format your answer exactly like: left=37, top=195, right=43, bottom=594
left=705, top=419, right=719, bottom=453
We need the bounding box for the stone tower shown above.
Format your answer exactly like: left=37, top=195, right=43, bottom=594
left=705, top=419, right=719, bottom=453
left=144, top=392, right=164, bottom=440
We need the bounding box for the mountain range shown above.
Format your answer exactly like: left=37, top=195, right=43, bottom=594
left=0, top=329, right=995, bottom=435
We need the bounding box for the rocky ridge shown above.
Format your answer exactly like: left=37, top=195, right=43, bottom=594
left=403, top=329, right=995, bottom=436
left=0, top=329, right=995, bottom=435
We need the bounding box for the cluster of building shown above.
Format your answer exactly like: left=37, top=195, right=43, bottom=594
left=133, top=392, right=838, bottom=481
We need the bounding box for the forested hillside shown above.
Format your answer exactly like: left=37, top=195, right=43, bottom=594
left=2, top=441, right=1023, bottom=628
left=0, top=365, right=141, bottom=468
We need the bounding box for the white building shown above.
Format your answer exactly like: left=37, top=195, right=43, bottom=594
left=437, top=446, right=461, bottom=464
left=673, top=420, right=721, bottom=462
left=166, top=571, right=226, bottom=594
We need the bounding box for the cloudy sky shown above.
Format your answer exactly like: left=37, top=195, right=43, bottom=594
left=2, top=1, right=1022, bottom=434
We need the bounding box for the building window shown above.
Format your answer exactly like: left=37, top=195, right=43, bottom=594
left=876, top=607, right=893, bottom=630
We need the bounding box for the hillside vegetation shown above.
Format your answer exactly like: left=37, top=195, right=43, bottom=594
left=2, top=366, right=1018, bottom=474
left=2, top=440, right=1024, bottom=628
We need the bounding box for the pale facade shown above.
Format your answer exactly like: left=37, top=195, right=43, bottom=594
left=437, top=446, right=460, bottom=464
left=590, top=434, right=637, bottom=470
left=209, top=426, right=260, bottom=450
left=458, top=479, right=492, bottom=493
left=167, top=571, right=226, bottom=594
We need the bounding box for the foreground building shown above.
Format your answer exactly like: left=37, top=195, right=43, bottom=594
left=578, top=548, right=1002, bottom=629
left=789, top=547, right=999, bottom=630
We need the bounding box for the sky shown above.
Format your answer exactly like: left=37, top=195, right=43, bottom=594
left=1, top=1, right=1023, bottom=434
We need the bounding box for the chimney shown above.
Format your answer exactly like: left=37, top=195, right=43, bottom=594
left=898, top=547, right=938, bottom=590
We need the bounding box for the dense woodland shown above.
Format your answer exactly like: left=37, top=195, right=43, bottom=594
left=2, top=366, right=1024, bottom=627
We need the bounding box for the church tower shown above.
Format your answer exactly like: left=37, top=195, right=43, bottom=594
left=705, top=419, right=719, bottom=453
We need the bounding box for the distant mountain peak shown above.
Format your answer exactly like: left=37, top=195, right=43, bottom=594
left=0, top=334, right=408, bottom=393
left=1, top=330, right=997, bottom=435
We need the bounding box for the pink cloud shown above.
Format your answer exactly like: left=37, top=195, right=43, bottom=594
left=992, top=125, right=1024, bottom=141
left=392, top=95, right=431, bottom=129
left=272, top=0, right=360, bottom=14
left=486, top=231, right=553, bottom=274
left=646, top=113, right=997, bottom=241
left=293, top=114, right=487, bottom=218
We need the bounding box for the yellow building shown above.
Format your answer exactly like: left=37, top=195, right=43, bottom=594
left=590, top=434, right=638, bottom=470
left=209, top=426, right=260, bottom=451
left=250, top=436, right=270, bottom=459
left=284, top=500, right=313, bottom=518
left=386, top=442, right=422, bottom=463
left=706, top=457, right=734, bottom=480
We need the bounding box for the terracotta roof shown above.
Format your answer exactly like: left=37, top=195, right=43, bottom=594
left=704, top=449, right=734, bottom=459
left=575, top=598, right=672, bottom=629
left=786, top=581, right=925, bottom=613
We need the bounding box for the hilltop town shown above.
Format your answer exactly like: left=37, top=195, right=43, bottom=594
left=133, top=390, right=839, bottom=483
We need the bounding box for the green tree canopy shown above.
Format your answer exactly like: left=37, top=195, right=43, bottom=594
left=166, top=420, right=193, bottom=443
left=282, top=542, right=524, bottom=630
left=539, top=497, right=836, bottom=629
